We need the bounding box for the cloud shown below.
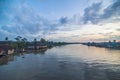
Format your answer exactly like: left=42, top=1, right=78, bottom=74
left=82, top=2, right=102, bottom=24
left=102, top=0, right=120, bottom=19
left=0, top=0, right=120, bottom=42
left=82, top=0, right=120, bottom=24
left=0, top=29, right=17, bottom=40
left=59, top=16, right=68, bottom=24
left=0, top=0, right=62, bottom=40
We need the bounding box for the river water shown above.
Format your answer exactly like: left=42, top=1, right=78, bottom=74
left=0, top=44, right=120, bottom=80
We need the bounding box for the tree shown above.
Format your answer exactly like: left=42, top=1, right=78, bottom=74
left=14, top=36, right=22, bottom=49
left=11, top=42, right=18, bottom=49
left=5, top=37, right=8, bottom=41
left=40, top=38, right=46, bottom=43
left=12, top=36, right=27, bottom=51
left=21, top=38, right=27, bottom=48
left=15, top=36, right=22, bottom=41
left=22, top=38, right=27, bottom=42
left=34, top=38, right=37, bottom=50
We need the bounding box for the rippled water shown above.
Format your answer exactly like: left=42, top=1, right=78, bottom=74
left=0, top=44, right=120, bottom=80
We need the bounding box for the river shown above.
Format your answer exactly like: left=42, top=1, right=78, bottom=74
left=0, top=44, right=120, bottom=80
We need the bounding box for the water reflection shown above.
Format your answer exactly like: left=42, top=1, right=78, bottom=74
left=0, top=44, right=120, bottom=80
left=0, top=56, right=8, bottom=65
left=0, top=49, right=47, bottom=66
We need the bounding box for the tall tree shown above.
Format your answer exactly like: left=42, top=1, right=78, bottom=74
left=5, top=37, right=8, bottom=41
left=14, top=36, right=22, bottom=49
left=34, top=38, right=37, bottom=50
left=15, top=36, right=22, bottom=41
left=40, top=38, right=46, bottom=43
left=21, top=38, right=27, bottom=48
left=21, top=38, right=27, bottom=43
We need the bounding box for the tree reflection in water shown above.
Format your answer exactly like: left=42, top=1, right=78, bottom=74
left=0, top=49, right=47, bottom=66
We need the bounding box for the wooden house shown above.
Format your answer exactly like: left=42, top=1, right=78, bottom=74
left=0, top=45, right=14, bottom=55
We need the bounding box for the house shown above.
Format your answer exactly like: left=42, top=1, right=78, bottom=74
left=106, top=40, right=117, bottom=48
left=0, top=41, right=12, bottom=45
left=27, top=42, right=47, bottom=50
left=0, top=45, right=14, bottom=55
left=27, top=43, right=35, bottom=50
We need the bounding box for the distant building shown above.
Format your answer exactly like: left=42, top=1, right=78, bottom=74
left=106, top=40, right=117, bottom=48
left=117, top=41, right=120, bottom=48
left=27, top=42, right=47, bottom=50
left=27, top=43, right=34, bottom=49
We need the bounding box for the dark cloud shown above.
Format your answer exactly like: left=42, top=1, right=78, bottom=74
left=83, top=0, right=120, bottom=24
left=102, top=0, right=120, bottom=19
left=83, top=2, right=102, bottom=24
left=59, top=16, right=68, bottom=24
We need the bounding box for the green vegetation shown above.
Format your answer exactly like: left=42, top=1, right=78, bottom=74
left=34, top=38, right=37, bottom=50
left=5, top=37, right=8, bottom=41
left=40, top=38, right=46, bottom=43
left=3, top=36, right=68, bottom=52
left=11, top=36, right=27, bottom=50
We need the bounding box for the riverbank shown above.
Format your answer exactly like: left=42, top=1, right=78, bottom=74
left=81, top=41, right=120, bottom=49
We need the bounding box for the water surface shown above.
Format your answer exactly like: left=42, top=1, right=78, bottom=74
left=0, top=44, right=120, bottom=80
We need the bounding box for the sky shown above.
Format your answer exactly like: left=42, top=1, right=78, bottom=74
left=0, top=0, right=120, bottom=42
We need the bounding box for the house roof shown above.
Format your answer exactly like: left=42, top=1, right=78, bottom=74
left=0, top=44, right=13, bottom=51
left=0, top=41, right=12, bottom=45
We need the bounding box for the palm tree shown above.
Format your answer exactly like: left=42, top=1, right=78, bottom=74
left=23, top=38, right=27, bottom=42
left=21, top=38, right=27, bottom=48
left=34, top=38, right=37, bottom=50
left=14, top=36, right=22, bottom=49
left=5, top=37, right=8, bottom=41
left=21, top=38, right=27, bottom=42
left=15, top=36, right=22, bottom=41
left=40, top=38, right=46, bottom=43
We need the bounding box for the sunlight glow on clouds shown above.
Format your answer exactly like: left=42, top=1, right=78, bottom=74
left=0, top=0, right=120, bottom=42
